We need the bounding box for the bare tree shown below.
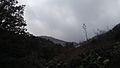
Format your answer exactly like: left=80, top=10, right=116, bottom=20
left=82, top=24, right=88, bottom=41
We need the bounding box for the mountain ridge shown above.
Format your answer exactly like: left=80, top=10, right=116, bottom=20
left=40, top=36, right=78, bottom=47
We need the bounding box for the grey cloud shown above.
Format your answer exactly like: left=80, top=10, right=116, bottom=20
left=19, top=0, right=120, bottom=42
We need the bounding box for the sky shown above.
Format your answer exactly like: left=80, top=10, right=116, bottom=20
left=18, top=0, right=120, bottom=42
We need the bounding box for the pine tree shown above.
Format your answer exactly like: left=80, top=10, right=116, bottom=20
left=0, top=0, right=26, bottom=34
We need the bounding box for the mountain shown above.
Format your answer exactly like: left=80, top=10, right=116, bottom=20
left=40, top=36, right=67, bottom=46
left=40, top=36, right=78, bottom=47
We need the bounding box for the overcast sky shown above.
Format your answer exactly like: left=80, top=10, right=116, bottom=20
left=19, top=0, right=120, bottom=42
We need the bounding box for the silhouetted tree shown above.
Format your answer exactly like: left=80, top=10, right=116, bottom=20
left=0, top=0, right=26, bottom=34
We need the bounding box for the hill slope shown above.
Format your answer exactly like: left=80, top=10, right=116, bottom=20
left=40, top=36, right=67, bottom=46
left=0, top=23, right=120, bottom=68
left=40, top=36, right=78, bottom=47
left=47, top=23, right=120, bottom=68
left=0, top=29, right=64, bottom=68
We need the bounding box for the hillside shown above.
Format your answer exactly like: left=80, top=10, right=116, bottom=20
left=40, top=36, right=67, bottom=46
left=40, top=36, right=78, bottom=47
left=0, top=29, right=65, bottom=68
left=0, top=23, right=120, bottom=68
left=46, top=23, right=120, bottom=68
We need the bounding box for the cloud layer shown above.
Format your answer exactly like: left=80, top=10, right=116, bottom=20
left=19, top=0, right=120, bottom=42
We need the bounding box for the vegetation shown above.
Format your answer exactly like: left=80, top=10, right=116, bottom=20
left=0, top=0, right=26, bottom=34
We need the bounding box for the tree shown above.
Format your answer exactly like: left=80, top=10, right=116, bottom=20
left=82, top=24, right=88, bottom=41
left=0, top=0, right=26, bottom=34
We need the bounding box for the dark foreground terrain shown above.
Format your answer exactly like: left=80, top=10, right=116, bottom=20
left=0, top=23, right=120, bottom=68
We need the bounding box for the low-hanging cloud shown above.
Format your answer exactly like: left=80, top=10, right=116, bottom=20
left=19, top=0, right=120, bottom=42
